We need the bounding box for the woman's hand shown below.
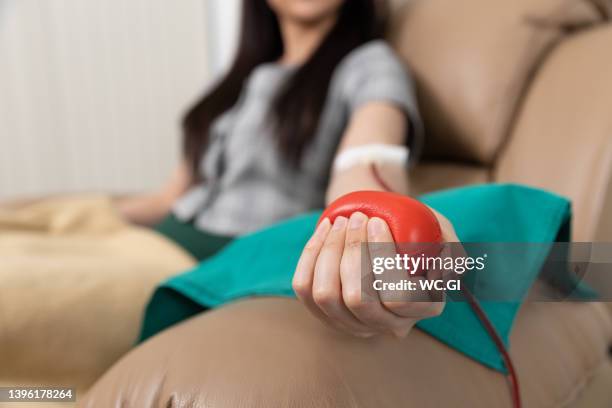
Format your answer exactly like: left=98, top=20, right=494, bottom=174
left=115, top=160, right=192, bottom=226
left=293, top=210, right=458, bottom=339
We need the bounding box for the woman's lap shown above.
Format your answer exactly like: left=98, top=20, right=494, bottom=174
left=141, top=214, right=235, bottom=342
left=153, top=213, right=234, bottom=261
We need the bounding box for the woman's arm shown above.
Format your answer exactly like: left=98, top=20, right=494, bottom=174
left=325, top=101, right=410, bottom=202
left=114, top=160, right=192, bottom=226
left=294, top=102, right=457, bottom=338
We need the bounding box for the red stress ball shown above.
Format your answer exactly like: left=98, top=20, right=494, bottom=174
left=319, top=191, right=443, bottom=275
left=320, top=191, right=442, bottom=243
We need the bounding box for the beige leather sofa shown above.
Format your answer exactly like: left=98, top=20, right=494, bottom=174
left=64, top=0, right=612, bottom=406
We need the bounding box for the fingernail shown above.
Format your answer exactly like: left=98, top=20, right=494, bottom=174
left=315, top=218, right=331, bottom=236
left=332, top=216, right=348, bottom=231
left=367, top=217, right=385, bottom=238
left=393, top=328, right=411, bottom=339
left=349, top=212, right=367, bottom=230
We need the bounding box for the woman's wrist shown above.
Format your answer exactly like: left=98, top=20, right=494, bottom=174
left=114, top=193, right=172, bottom=226
left=325, top=163, right=411, bottom=205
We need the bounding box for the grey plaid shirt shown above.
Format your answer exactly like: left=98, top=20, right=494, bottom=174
left=173, top=40, right=423, bottom=236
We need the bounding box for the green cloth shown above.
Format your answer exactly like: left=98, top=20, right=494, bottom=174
left=140, top=184, right=573, bottom=372
left=154, top=213, right=233, bottom=261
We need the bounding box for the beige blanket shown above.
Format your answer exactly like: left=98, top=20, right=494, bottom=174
left=0, top=196, right=196, bottom=400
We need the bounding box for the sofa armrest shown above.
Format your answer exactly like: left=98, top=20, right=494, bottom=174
left=81, top=298, right=612, bottom=408
left=494, top=26, right=612, bottom=241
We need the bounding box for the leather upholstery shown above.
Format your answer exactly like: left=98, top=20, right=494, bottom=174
left=409, top=161, right=489, bottom=195
left=390, top=0, right=607, bottom=164
left=494, top=26, right=612, bottom=241
left=80, top=298, right=612, bottom=408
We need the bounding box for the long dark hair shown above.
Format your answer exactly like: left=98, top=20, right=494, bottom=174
left=183, top=0, right=385, bottom=175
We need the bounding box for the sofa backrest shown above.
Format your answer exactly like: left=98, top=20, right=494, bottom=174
left=390, top=0, right=612, bottom=241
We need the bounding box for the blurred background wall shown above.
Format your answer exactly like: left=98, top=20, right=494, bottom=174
left=0, top=0, right=240, bottom=198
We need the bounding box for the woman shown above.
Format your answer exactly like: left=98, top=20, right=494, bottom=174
left=19, top=0, right=458, bottom=339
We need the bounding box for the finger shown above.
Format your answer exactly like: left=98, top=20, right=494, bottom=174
left=339, top=212, right=380, bottom=315
left=424, top=242, right=450, bottom=304
left=292, top=217, right=331, bottom=304
left=293, top=218, right=361, bottom=334
left=313, top=216, right=376, bottom=337
left=336, top=216, right=416, bottom=338
left=367, top=217, right=442, bottom=326
left=429, top=208, right=459, bottom=243
left=389, top=240, right=449, bottom=315
left=426, top=207, right=462, bottom=304
left=422, top=234, right=468, bottom=307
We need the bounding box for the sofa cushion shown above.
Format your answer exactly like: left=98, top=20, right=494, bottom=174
left=494, top=26, right=612, bottom=241
left=389, top=0, right=607, bottom=164
left=0, top=196, right=195, bottom=390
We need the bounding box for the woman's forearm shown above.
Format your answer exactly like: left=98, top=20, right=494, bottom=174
left=325, top=163, right=410, bottom=205
left=113, top=193, right=173, bottom=226
left=117, top=160, right=193, bottom=226
left=324, top=101, right=411, bottom=205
